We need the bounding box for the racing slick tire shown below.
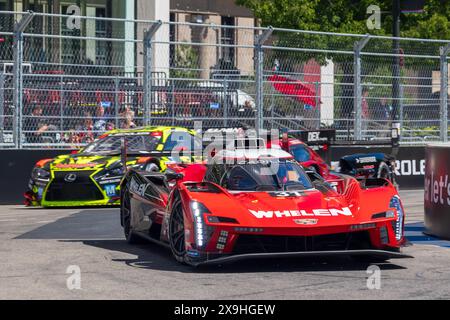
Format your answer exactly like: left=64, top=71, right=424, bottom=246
left=169, top=199, right=187, bottom=264
left=121, top=186, right=146, bottom=244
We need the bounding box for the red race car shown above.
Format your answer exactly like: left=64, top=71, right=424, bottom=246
left=277, top=129, right=397, bottom=184
left=120, top=147, right=410, bottom=266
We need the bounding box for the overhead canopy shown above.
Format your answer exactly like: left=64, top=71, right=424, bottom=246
left=268, top=74, right=320, bottom=108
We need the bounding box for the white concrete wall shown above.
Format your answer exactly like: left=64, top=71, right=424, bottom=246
left=320, top=59, right=335, bottom=125
left=136, top=0, right=170, bottom=76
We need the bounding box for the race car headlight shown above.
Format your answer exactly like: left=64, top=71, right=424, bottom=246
left=190, top=201, right=213, bottom=249
left=389, top=195, right=404, bottom=241
left=32, top=167, right=50, bottom=181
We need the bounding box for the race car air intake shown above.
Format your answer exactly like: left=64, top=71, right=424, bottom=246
left=389, top=195, right=404, bottom=241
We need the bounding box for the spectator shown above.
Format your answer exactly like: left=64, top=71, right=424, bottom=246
left=66, top=129, right=81, bottom=149
left=76, top=112, right=95, bottom=143
left=121, top=113, right=136, bottom=129
left=375, top=97, right=392, bottom=121
left=24, top=106, right=49, bottom=144
left=93, top=104, right=107, bottom=136
left=120, top=106, right=136, bottom=129
left=106, top=122, right=116, bottom=131
left=361, top=88, right=370, bottom=137
left=120, top=106, right=135, bottom=120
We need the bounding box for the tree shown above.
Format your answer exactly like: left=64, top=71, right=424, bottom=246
left=236, top=0, right=450, bottom=40
left=237, top=0, right=450, bottom=120
left=170, top=44, right=200, bottom=80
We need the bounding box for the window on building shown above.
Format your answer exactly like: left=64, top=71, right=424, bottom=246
left=60, top=5, right=81, bottom=66
left=95, top=7, right=107, bottom=65
left=169, top=12, right=175, bottom=67
left=220, top=16, right=235, bottom=65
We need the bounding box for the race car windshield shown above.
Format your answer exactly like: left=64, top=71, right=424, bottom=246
left=290, top=144, right=311, bottom=162
left=80, top=134, right=161, bottom=155
left=226, top=161, right=313, bottom=191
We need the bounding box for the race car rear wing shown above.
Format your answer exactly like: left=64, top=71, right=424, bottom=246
left=285, top=127, right=400, bottom=158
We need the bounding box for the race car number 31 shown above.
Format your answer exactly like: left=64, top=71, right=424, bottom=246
left=269, top=191, right=305, bottom=197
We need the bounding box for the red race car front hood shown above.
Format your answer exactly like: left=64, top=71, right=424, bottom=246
left=188, top=187, right=359, bottom=229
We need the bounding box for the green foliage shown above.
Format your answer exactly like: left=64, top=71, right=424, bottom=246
left=237, top=0, right=450, bottom=39
left=170, top=44, right=199, bottom=79
left=237, top=0, right=450, bottom=66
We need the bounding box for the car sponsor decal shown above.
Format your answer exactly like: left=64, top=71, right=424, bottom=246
left=129, top=178, right=148, bottom=197
left=109, top=132, right=151, bottom=136
left=104, top=184, right=117, bottom=197
left=54, top=163, right=98, bottom=169
left=293, top=219, right=318, bottom=225
left=269, top=191, right=305, bottom=197
left=249, top=207, right=352, bottom=218
left=98, top=178, right=122, bottom=185
left=355, top=156, right=377, bottom=164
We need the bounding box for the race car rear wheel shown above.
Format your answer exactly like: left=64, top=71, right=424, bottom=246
left=169, top=200, right=187, bottom=264
left=121, top=186, right=145, bottom=244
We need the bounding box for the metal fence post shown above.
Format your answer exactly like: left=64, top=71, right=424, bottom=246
left=0, top=72, right=4, bottom=143
left=315, top=81, right=320, bottom=129
left=353, top=35, right=370, bottom=140
left=142, top=21, right=162, bottom=126
left=60, top=74, right=64, bottom=134
left=12, top=11, right=34, bottom=149
left=114, top=77, right=120, bottom=129
left=255, top=27, right=273, bottom=133
left=439, top=44, right=450, bottom=142
left=223, top=77, right=228, bottom=127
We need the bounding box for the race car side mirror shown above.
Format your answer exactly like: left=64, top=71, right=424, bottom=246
left=165, top=172, right=184, bottom=181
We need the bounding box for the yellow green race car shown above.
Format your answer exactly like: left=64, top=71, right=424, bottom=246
left=24, top=126, right=201, bottom=207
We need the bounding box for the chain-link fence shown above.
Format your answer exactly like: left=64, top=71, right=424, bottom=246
left=0, top=11, right=449, bottom=149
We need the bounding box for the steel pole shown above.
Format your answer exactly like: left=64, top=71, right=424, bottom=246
left=440, top=44, right=450, bottom=142
left=142, top=21, right=162, bottom=126
left=255, top=27, right=273, bottom=134
left=0, top=72, right=4, bottom=143
left=392, top=0, right=401, bottom=122
left=12, top=11, right=34, bottom=149
left=353, top=36, right=370, bottom=140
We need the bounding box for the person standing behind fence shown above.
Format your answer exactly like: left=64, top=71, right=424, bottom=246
left=76, top=112, right=95, bottom=143
left=375, top=97, right=392, bottom=137
left=361, top=88, right=370, bottom=137
left=93, top=104, right=107, bottom=137
left=24, top=106, right=49, bottom=144
left=375, top=97, right=392, bottom=121
left=120, top=106, right=136, bottom=129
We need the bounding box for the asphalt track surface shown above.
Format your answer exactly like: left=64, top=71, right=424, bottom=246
left=1, top=189, right=450, bottom=300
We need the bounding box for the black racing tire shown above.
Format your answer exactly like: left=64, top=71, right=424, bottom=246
left=377, top=161, right=391, bottom=181
left=121, top=185, right=146, bottom=244
left=169, top=199, right=187, bottom=264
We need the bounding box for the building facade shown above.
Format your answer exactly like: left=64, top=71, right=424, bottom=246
left=1, top=0, right=256, bottom=79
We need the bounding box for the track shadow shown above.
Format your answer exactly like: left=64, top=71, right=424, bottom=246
left=15, top=208, right=122, bottom=240
left=61, top=239, right=408, bottom=274
left=405, top=222, right=450, bottom=248
left=16, top=208, right=408, bottom=273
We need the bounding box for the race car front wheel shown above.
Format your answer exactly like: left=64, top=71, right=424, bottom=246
left=169, top=200, right=187, bottom=264
left=121, top=186, right=145, bottom=244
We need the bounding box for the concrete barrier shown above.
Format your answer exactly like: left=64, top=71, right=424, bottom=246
left=0, top=146, right=425, bottom=205
left=424, top=144, right=450, bottom=239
